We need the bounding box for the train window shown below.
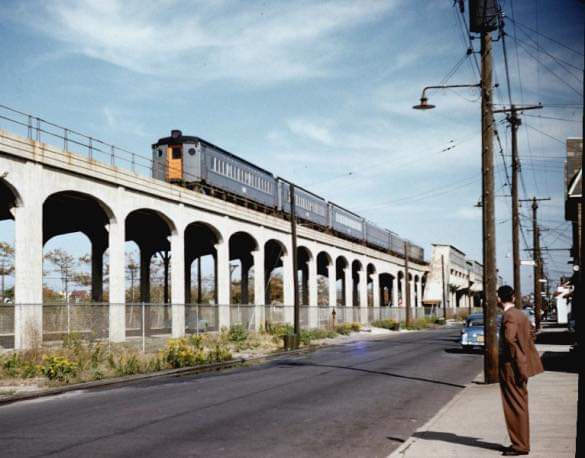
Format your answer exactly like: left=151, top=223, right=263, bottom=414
left=188, top=148, right=196, bottom=156
left=157, top=149, right=163, bottom=158
left=172, top=147, right=182, bottom=159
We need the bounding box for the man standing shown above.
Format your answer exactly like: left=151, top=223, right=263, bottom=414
left=497, top=285, right=544, bottom=456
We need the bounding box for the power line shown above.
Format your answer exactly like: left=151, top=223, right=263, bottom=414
left=515, top=39, right=583, bottom=96
left=507, top=17, right=585, bottom=57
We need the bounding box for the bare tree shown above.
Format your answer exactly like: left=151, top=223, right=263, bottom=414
left=44, top=249, right=77, bottom=303
left=0, top=242, right=15, bottom=303
left=126, top=254, right=139, bottom=303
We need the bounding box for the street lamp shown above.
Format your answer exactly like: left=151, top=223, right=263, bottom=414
left=412, top=84, right=481, bottom=110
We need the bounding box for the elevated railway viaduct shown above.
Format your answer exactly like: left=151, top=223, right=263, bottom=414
left=0, top=129, right=428, bottom=349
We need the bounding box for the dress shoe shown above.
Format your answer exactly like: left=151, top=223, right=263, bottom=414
left=501, top=448, right=529, bottom=456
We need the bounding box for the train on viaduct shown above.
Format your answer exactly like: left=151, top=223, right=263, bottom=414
left=0, top=116, right=428, bottom=349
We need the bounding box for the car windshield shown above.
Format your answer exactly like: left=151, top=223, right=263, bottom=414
left=467, top=318, right=484, bottom=327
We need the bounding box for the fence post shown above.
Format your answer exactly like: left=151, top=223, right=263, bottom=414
left=64, top=128, right=69, bottom=152
left=88, top=137, right=93, bottom=161
left=111, top=145, right=115, bottom=166
left=141, top=302, right=146, bottom=354
left=196, top=305, right=199, bottom=336
left=27, top=115, right=32, bottom=139
left=35, top=118, right=41, bottom=142
left=67, top=301, right=71, bottom=336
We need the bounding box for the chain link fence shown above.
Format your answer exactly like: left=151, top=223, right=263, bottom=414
left=0, top=303, right=483, bottom=352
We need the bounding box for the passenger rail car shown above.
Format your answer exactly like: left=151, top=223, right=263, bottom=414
left=153, top=130, right=277, bottom=208
left=365, top=221, right=390, bottom=251
left=277, top=179, right=329, bottom=227
left=151, top=130, right=425, bottom=263
left=329, top=204, right=365, bottom=240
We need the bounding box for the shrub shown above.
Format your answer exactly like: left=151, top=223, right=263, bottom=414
left=265, top=323, right=294, bottom=338
left=113, top=353, right=142, bottom=376
left=207, top=343, right=232, bottom=363
left=162, top=338, right=201, bottom=369
left=371, top=319, right=400, bottom=331
left=1, top=353, right=40, bottom=378
left=62, top=332, right=83, bottom=353
left=299, top=328, right=338, bottom=345
left=40, top=355, right=78, bottom=382
left=228, top=324, right=248, bottom=342
left=350, top=322, right=362, bottom=332
left=335, top=323, right=354, bottom=335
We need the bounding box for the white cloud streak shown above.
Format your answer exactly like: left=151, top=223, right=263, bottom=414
left=16, top=0, right=399, bottom=84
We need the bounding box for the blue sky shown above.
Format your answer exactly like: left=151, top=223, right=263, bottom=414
left=0, top=0, right=583, bottom=293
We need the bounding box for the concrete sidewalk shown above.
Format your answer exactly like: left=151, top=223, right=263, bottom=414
left=390, top=331, right=577, bottom=457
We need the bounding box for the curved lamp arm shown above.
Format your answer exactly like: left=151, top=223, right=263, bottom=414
left=413, top=83, right=481, bottom=110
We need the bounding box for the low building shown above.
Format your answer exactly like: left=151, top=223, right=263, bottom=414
left=423, top=244, right=482, bottom=310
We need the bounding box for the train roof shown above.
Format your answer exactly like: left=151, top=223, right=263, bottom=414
left=153, top=130, right=275, bottom=177
left=275, top=177, right=328, bottom=202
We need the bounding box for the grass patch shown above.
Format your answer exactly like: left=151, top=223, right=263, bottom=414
left=371, top=319, right=400, bottom=331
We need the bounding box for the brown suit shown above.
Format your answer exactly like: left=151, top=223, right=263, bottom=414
left=499, top=307, right=544, bottom=453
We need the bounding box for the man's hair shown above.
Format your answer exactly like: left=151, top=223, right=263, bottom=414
left=497, top=285, right=515, bottom=303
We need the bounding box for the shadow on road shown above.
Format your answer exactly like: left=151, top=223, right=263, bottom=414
left=412, top=431, right=503, bottom=451
left=280, top=361, right=466, bottom=388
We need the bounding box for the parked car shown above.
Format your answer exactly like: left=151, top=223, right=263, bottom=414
left=460, top=313, right=501, bottom=350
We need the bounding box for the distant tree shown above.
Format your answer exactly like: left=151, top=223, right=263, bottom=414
left=44, top=249, right=78, bottom=303
left=0, top=242, right=15, bottom=303
left=126, top=254, right=139, bottom=303
left=317, top=276, right=328, bottom=305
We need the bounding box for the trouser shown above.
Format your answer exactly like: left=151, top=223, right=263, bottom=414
left=499, top=363, right=530, bottom=452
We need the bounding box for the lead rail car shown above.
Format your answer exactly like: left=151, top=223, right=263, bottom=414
left=152, top=130, right=425, bottom=262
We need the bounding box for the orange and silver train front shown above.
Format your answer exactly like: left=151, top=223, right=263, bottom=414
left=152, top=129, right=185, bottom=182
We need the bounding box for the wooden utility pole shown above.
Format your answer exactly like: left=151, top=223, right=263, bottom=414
left=404, top=241, right=411, bottom=328
left=480, top=28, right=499, bottom=384
left=521, top=196, right=550, bottom=330
left=290, top=185, right=300, bottom=344
left=441, top=254, right=448, bottom=321
left=493, top=104, right=542, bottom=309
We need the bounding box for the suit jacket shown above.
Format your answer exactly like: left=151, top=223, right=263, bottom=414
left=500, top=307, right=544, bottom=380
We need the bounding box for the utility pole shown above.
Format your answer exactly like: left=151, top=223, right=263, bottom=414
left=441, top=254, right=448, bottom=321
left=290, top=184, right=300, bottom=346
left=520, top=196, right=550, bottom=330
left=480, top=26, right=499, bottom=384
left=404, top=241, right=411, bottom=328
left=493, top=104, right=542, bottom=309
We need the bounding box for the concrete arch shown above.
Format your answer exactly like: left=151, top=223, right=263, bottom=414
left=184, top=220, right=224, bottom=245
left=0, top=177, right=23, bottom=211
left=126, top=207, right=177, bottom=236
left=228, top=231, right=259, bottom=305
left=264, top=238, right=288, bottom=305
left=229, top=231, right=259, bottom=254
left=297, top=245, right=313, bottom=261
left=43, top=189, right=115, bottom=223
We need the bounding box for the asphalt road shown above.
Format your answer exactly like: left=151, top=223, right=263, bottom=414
left=0, top=327, right=483, bottom=458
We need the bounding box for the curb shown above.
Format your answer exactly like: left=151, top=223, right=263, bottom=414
left=388, top=371, right=484, bottom=457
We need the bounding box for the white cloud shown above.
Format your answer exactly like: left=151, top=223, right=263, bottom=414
left=16, top=0, right=399, bottom=84
left=286, top=119, right=334, bottom=146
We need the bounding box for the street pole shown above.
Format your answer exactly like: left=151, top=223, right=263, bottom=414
left=493, top=104, right=542, bottom=309
left=441, top=254, right=447, bottom=321
left=520, top=196, right=550, bottom=330
left=481, top=28, right=499, bottom=385
left=532, top=199, right=542, bottom=330
left=404, top=241, right=411, bottom=327
left=290, top=184, right=300, bottom=344
left=510, top=106, right=522, bottom=309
